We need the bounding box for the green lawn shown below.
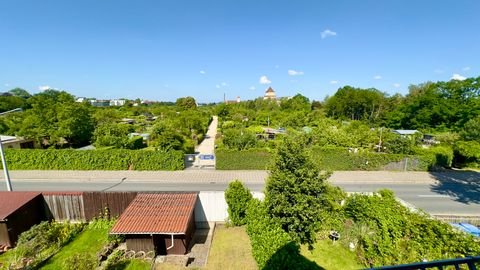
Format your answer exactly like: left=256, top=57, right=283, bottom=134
left=301, top=240, right=364, bottom=270
left=156, top=225, right=257, bottom=270
left=40, top=226, right=110, bottom=269
left=107, top=259, right=152, bottom=270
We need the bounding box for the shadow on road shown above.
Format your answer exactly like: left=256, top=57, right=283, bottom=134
left=430, top=170, right=480, bottom=204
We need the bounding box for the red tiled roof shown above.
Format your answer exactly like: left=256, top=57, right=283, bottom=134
left=110, top=193, right=197, bottom=235
left=0, top=192, right=42, bottom=220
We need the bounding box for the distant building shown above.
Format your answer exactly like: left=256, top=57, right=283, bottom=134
left=225, top=96, right=241, bottom=104
left=89, top=99, right=110, bottom=107
left=110, top=99, right=126, bottom=106
left=0, top=135, right=35, bottom=149
left=393, top=130, right=419, bottom=137
left=75, top=97, right=87, bottom=103
left=263, top=87, right=277, bottom=100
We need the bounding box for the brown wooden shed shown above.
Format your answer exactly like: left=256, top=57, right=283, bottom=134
left=0, top=192, right=46, bottom=248
left=110, top=193, right=197, bottom=255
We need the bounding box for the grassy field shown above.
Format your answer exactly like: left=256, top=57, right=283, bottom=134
left=156, top=225, right=257, bottom=270
left=40, top=226, right=110, bottom=269
left=107, top=259, right=152, bottom=270
left=301, top=240, right=363, bottom=270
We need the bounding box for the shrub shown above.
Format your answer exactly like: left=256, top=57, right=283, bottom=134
left=62, top=253, right=97, bottom=270
left=225, top=180, right=253, bottom=226
left=3, top=149, right=184, bottom=170
left=245, top=199, right=300, bottom=269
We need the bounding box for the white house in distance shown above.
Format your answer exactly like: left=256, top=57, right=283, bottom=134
left=110, top=99, right=126, bottom=106
left=264, top=87, right=277, bottom=100
left=0, top=135, right=35, bottom=149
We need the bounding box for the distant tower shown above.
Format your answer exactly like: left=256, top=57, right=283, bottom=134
left=224, top=93, right=226, bottom=103
left=236, top=96, right=240, bottom=103
left=263, top=87, right=277, bottom=100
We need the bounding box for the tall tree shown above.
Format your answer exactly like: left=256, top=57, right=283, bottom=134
left=19, top=90, right=94, bottom=147
left=265, top=136, right=329, bottom=247
left=176, top=96, right=197, bottom=110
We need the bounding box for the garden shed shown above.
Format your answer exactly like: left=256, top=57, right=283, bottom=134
left=0, top=192, right=46, bottom=248
left=110, top=192, right=197, bottom=255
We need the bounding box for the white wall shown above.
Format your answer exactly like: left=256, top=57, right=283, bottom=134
left=195, top=191, right=264, bottom=222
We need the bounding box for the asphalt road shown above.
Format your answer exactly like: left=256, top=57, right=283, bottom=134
left=2, top=179, right=479, bottom=216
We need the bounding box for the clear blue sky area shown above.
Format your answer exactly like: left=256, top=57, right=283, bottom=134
left=1, top=0, right=478, bottom=102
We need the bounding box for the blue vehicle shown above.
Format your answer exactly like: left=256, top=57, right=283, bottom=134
left=451, top=223, right=480, bottom=237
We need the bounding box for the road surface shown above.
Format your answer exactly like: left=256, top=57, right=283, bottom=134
left=1, top=170, right=479, bottom=216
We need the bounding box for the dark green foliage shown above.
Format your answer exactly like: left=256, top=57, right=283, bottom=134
left=460, top=116, right=480, bottom=141
left=3, top=149, right=184, bottom=170
left=93, top=123, right=132, bottom=149
left=19, top=90, right=94, bottom=147
left=453, top=140, right=480, bottom=168
left=62, top=253, right=97, bottom=270
left=175, top=96, right=197, bottom=110
left=216, top=147, right=441, bottom=171
left=265, top=137, right=328, bottom=247
left=3, top=221, right=84, bottom=269
left=8, top=87, right=31, bottom=99
left=245, top=199, right=302, bottom=270
left=343, top=190, right=480, bottom=267
left=126, top=136, right=145, bottom=150
left=225, top=180, right=253, bottom=226
left=222, top=128, right=258, bottom=150
left=325, top=86, right=388, bottom=122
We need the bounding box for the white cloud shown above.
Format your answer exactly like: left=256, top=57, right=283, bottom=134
left=330, top=80, right=338, bottom=84
left=434, top=69, right=445, bottom=74
left=288, top=69, right=304, bottom=76
left=249, top=86, right=256, bottom=90
left=462, top=66, right=471, bottom=71
left=321, top=29, right=337, bottom=39
left=393, top=83, right=401, bottom=88
left=373, top=75, right=382, bottom=80
left=199, top=70, right=206, bottom=75
left=451, top=74, right=466, bottom=81
left=38, top=85, right=52, bottom=91
left=259, top=75, right=271, bottom=84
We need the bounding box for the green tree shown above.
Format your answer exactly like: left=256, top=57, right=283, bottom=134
left=9, top=87, right=31, bottom=99
left=265, top=136, right=329, bottom=247
left=460, top=116, right=480, bottom=141
left=93, top=123, right=132, bottom=148
left=225, top=180, right=253, bottom=226
left=176, top=96, right=197, bottom=110
left=19, top=90, right=94, bottom=147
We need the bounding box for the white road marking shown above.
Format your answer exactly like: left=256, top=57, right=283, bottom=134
left=418, top=194, right=452, bottom=198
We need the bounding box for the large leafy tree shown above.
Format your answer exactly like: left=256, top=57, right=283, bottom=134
left=325, top=86, right=388, bottom=123
left=175, top=96, right=197, bottom=110
left=19, top=90, right=94, bottom=147
left=265, top=136, right=329, bottom=247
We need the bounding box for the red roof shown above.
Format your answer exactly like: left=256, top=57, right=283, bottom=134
left=110, top=193, right=197, bottom=235
left=0, top=192, right=42, bottom=220
left=265, top=87, right=275, bottom=93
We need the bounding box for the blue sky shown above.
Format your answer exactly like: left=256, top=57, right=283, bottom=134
left=0, top=0, right=478, bottom=102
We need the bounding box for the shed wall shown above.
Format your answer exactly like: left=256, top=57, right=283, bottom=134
left=0, top=222, right=10, bottom=247
left=5, top=196, right=46, bottom=247
left=126, top=235, right=154, bottom=253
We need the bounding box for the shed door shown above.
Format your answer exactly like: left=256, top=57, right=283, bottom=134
left=153, top=235, right=166, bottom=255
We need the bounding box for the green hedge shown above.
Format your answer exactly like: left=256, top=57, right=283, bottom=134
left=216, top=147, right=444, bottom=171
left=216, top=148, right=271, bottom=170
left=2, top=149, right=184, bottom=170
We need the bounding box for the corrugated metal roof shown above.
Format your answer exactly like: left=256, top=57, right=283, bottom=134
left=0, top=192, right=42, bottom=220
left=110, top=193, right=197, bottom=235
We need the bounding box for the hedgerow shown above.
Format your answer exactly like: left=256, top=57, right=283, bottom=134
left=2, top=149, right=184, bottom=170
left=216, top=147, right=443, bottom=171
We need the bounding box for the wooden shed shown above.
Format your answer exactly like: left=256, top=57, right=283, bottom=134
left=0, top=192, right=46, bottom=248
left=110, top=193, right=197, bottom=255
